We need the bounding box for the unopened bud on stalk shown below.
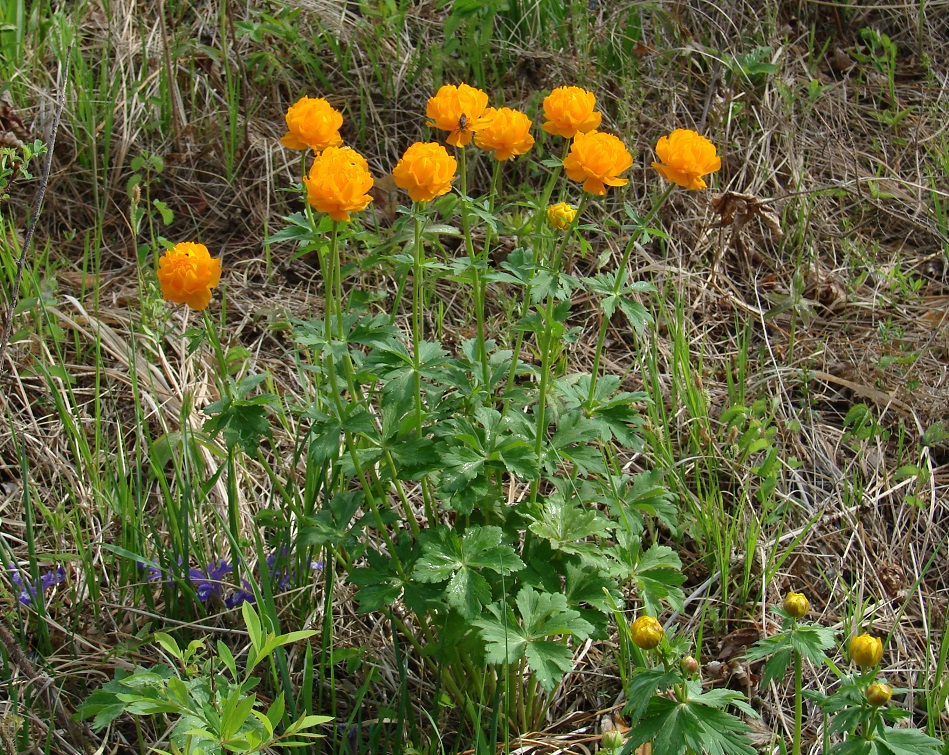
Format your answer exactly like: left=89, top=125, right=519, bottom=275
left=630, top=615, right=664, bottom=650
left=681, top=655, right=699, bottom=675
left=600, top=729, right=625, bottom=750
left=866, top=682, right=893, bottom=707
left=783, top=591, right=810, bottom=618
left=850, top=633, right=884, bottom=668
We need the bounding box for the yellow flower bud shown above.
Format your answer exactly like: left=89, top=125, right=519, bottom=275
left=651, top=128, right=721, bottom=190
left=783, top=591, right=810, bottom=618
left=630, top=615, right=664, bottom=650
left=547, top=202, right=577, bottom=231
left=850, top=633, right=884, bottom=668
left=156, top=242, right=221, bottom=311
left=866, top=682, right=893, bottom=707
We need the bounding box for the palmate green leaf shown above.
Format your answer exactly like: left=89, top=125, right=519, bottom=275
left=623, top=667, right=682, bottom=724
left=874, top=727, right=944, bottom=755
left=473, top=586, right=594, bottom=691
left=829, top=726, right=944, bottom=755
left=622, top=470, right=679, bottom=532
left=413, top=525, right=524, bottom=618
left=202, top=393, right=278, bottom=454
left=624, top=693, right=757, bottom=755
left=788, top=623, right=836, bottom=666
left=760, top=646, right=793, bottom=687
left=300, top=491, right=363, bottom=549
left=349, top=536, right=437, bottom=615
left=528, top=496, right=612, bottom=568
left=615, top=538, right=685, bottom=615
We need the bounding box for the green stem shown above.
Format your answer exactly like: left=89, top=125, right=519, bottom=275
left=202, top=310, right=232, bottom=401
left=793, top=649, right=803, bottom=755
left=411, top=212, right=425, bottom=434
left=504, top=141, right=571, bottom=399
left=459, top=148, right=491, bottom=389
left=586, top=183, right=674, bottom=408
left=529, top=193, right=590, bottom=503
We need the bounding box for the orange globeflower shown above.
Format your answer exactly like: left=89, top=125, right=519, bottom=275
left=651, top=128, right=721, bottom=190
left=474, top=107, right=534, bottom=160
left=157, top=242, right=221, bottom=311
left=426, top=83, right=489, bottom=147
left=563, top=130, right=633, bottom=195
left=304, top=146, right=374, bottom=221
left=392, top=142, right=457, bottom=203
left=280, top=96, right=344, bottom=152
left=541, top=86, right=602, bottom=138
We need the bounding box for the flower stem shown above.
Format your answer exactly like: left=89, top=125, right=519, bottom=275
left=529, top=193, right=589, bottom=503
left=411, top=211, right=425, bottom=433
left=793, top=649, right=803, bottom=755
left=586, top=183, right=674, bottom=408
left=504, top=141, right=570, bottom=399
left=458, top=148, right=491, bottom=389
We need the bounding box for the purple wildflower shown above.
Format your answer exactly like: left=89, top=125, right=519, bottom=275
left=265, top=548, right=293, bottom=591
left=7, top=564, right=66, bottom=606
left=189, top=560, right=233, bottom=603
left=225, top=579, right=257, bottom=609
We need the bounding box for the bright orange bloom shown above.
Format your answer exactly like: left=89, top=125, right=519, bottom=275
left=541, top=86, right=602, bottom=138
left=547, top=202, right=577, bottom=231
left=392, top=142, right=457, bottom=203
left=473, top=107, right=534, bottom=160
left=563, top=131, right=633, bottom=195
left=651, top=129, right=721, bottom=190
left=426, top=83, right=489, bottom=147
left=303, top=146, right=374, bottom=221
left=157, top=242, right=221, bottom=311
left=280, top=96, right=344, bottom=152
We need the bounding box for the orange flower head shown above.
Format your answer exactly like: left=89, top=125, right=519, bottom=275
left=563, top=130, right=633, bottom=195
left=474, top=107, right=534, bottom=160
left=281, top=96, right=344, bottom=152
left=157, top=242, right=221, bottom=311
left=547, top=202, right=577, bottom=231
left=303, top=146, right=374, bottom=221
left=850, top=633, right=884, bottom=668
left=426, top=83, right=489, bottom=147
left=542, top=86, right=602, bottom=138
left=392, top=142, right=457, bottom=203
left=651, top=128, right=721, bottom=190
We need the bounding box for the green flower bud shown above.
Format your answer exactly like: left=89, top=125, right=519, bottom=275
left=601, top=729, right=625, bottom=750
left=681, top=655, right=699, bottom=675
